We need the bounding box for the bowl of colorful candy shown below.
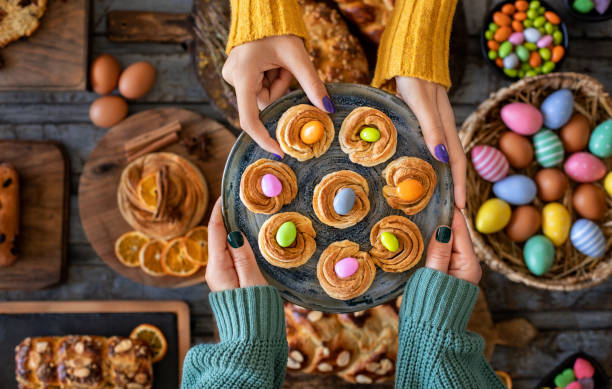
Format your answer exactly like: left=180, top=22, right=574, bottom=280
left=535, top=352, right=609, bottom=389
left=565, top=0, right=612, bottom=21
left=461, top=73, right=612, bottom=291
left=481, top=0, right=569, bottom=80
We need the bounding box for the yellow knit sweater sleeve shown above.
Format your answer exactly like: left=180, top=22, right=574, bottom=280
left=226, top=0, right=308, bottom=54
left=372, top=0, right=458, bottom=89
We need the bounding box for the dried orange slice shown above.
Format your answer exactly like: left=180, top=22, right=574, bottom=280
left=137, top=173, right=159, bottom=211
left=115, top=231, right=149, bottom=267
left=139, top=240, right=167, bottom=277
left=182, top=226, right=208, bottom=266
left=161, top=238, right=201, bottom=277
left=130, top=324, right=168, bottom=363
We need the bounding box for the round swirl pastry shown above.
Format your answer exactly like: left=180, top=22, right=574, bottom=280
left=317, top=240, right=376, bottom=300
left=258, top=212, right=317, bottom=268
left=369, top=216, right=424, bottom=273
left=239, top=159, right=298, bottom=214
left=339, top=107, right=397, bottom=166
left=276, top=104, right=335, bottom=161
left=382, top=156, right=437, bottom=215
left=118, top=152, right=208, bottom=241
left=312, top=170, right=370, bottom=229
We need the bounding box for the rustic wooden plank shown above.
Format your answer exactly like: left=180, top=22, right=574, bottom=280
left=493, top=310, right=612, bottom=330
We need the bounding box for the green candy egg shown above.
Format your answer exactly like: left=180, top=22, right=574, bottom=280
left=534, top=16, right=546, bottom=27
left=526, top=70, right=537, bottom=77
left=276, top=221, right=297, bottom=248
left=530, top=0, right=541, bottom=9
left=537, top=27, right=546, bottom=34
left=534, top=66, right=542, bottom=74
left=524, top=235, right=555, bottom=276
left=488, top=50, right=498, bottom=60
left=518, top=70, right=526, bottom=78
left=485, top=30, right=494, bottom=40
left=573, top=0, right=595, bottom=13
left=533, top=129, right=564, bottom=167
left=498, top=41, right=513, bottom=58
left=504, top=68, right=518, bottom=78
left=380, top=232, right=399, bottom=252
left=538, top=6, right=546, bottom=14
left=489, top=22, right=499, bottom=31
left=542, top=61, right=555, bottom=74
left=516, top=45, right=530, bottom=62
left=359, top=127, right=381, bottom=142
left=527, top=9, right=538, bottom=19
left=539, top=48, right=551, bottom=61
left=553, top=30, right=563, bottom=45
left=523, top=19, right=533, bottom=28
left=544, top=22, right=554, bottom=34
left=521, top=62, right=531, bottom=71
left=589, top=119, right=612, bottom=158
left=524, top=42, right=538, bottom=50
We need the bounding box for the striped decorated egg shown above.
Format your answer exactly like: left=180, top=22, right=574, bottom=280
left=471, top=145, right=509, bottom=182
left=570, top=219, right=606, bottom=258
left=533, top=129, right=564, bottom=167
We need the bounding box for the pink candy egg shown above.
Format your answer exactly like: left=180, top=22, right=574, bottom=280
left=335, top=257, right=359, bottom=278
left=564, top=152, right=606, bottom=183
left=260, top=173, right=282, bottom=197
left=574, top=358, right=595, bottom=379
left=472, top=145, right=509, bottom=182
left=508, top=32, right=525, bottom=45
left=537, top=35, right=553, bottom=48
left=501, top=103, right=543, bottom=135
left=565, top=382, right=581, bottom=389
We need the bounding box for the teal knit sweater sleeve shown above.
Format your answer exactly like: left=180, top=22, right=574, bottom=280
left=181, top=286, right=288, bottom=389
left=395, top=267, right=505, bottom=389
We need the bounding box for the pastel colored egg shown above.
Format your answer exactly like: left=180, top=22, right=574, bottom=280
left=533, top=129, right=565, bottom=167
left=498, top=131, right=533, bottom=168
left=524, top=27, right=542, bottom=43
left=335, top=257, right=359, bottom=278
left=588, top=119, right=612, bottom=158
left=260, top=174, right=282, bottom=197
left=300, top=120, right=324, bottom=144
left=571, top=219, right=606, bottom=258
left=523, top=235, right=555, bottom=276
left=508, top=32, right=525, bottom=45
left=542, top=202, right=571, bottom=246
left=605, top=172, right=612, bottom=196
left=276, top=221, right=297, bottom=248
left=573, top=184, right=607, bottom=221
left=574, top=358, right=596, bottom=379
left=595, top=0, right=612, bottom=14
left=560, top=113, right=591, bottom=152
left=493, top=175, right=537, bottom=205
left=506, top=205, right=541, bottom=242
left=541, top=89, right=574, bottom=129
left=359, top=127, right=381, bottom=142
left=503, top=53, right=519, bottom=69
left=537, top=34, right=553, bottom=48
left=476, top=198, right=512, bottom=234
left=565, top=382, right=582, bottom=389
left=471, top=145, right=509, bottom=182
left=501, top=102, right=543, bottom=135
left=333, top=187, right=356, bottom=216
left=396, top=179, right=423, bottom=202
left=555, top=368, right=576, bottom=389
left=380, top=231, right=399, bottom=252
left=515, top=45, right=530, bottom=62
left=564, top=152, right=606, bottom=183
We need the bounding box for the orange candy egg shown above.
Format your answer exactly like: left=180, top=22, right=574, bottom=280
left=512, top=20, right=524, bottom=32
left=514, top=11, right=527, bottom=21
left=493, top=12, right=511, bottom=26
left=494, top=26, right=512, bottom=42
left=501, top=4, right=516, bottom=14
left=544, top=11, right=561, bottom=24
left=552, top=45, right=565, bottom=63
left=300, top=121, right=324, bottom=144
left=515, top=0, right=529, bottom=11
left=495, top=57, right=504, bottom=67
left=529, top=51, right=541, bottom=67
left=488, top=40, right=500, bottom=50
left=396, top=179, right=424, bottom=202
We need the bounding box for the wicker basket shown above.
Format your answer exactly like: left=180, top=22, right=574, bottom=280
left=460, top=72, right=612, bottom=291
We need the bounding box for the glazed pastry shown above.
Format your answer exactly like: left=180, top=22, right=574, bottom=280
left=312, top=170, right=370, bottom=229
left=0, top=163, right=19, bottom=267
left=369, top=215, right=424, bottom=272
left=317, top=240, right=376, bottom=300
left=240, top=159, right=298, bottom=214
left=332, top=0, right=394, bottom=44
left=117, top=152, right=208, bottom=241
left=382, top=156, right=436, bottom=215
left=339, top=107, right=397, bottom=166
left=276, top=104, right=334, bottom=161
left=258, top=212, right=316, bottom=268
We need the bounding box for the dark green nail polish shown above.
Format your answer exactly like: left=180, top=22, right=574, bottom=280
left=227, top=231, right=244, bottom=248
left=436, top=226, right=451, bottom=243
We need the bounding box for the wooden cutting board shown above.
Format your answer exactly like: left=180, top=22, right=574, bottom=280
left=0, top=140, right=69, bottom=290
left=0, top=300, right=191, bottom=387
left=0, top=0, right=89, bottom=90
left=79, top=108, right=236, bottom=288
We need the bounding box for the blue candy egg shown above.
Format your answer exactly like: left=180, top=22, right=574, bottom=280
left=524, top=28, right=542, bottom=43
left=492, top=175, right=537, bottom=205
left=333, top=187, right=356, bottom=216
left=541, top=89, right=574, bottom=129
left=589, top=119, right=612, bottom=158
left=570, top=219, right=606, bottom=258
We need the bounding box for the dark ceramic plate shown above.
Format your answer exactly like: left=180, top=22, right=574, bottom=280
left=221, top=83, right=454, bottom=313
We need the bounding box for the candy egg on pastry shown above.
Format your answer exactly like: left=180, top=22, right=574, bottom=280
left=333, top=188, right=356, bottom=216
left=276, top=221, right=297, bottom=247
left=471, top=145, right=509, bottom=182
left=260, top=174, right=282, bottom=197
left=300, top=120, right=325, bottom=144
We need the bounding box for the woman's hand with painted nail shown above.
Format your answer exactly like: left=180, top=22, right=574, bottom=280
left=205, top=197, right=267, bottom=292
left=395, top=77, right=467, bottom=209
left=222, top=35, right=335, bottom=158
left=424, top=208, right=482, bottom=285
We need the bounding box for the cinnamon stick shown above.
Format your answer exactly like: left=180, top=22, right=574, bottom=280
left=124, top=120, right=181, bottom=155
left=126, top=132, right=180, bottom=162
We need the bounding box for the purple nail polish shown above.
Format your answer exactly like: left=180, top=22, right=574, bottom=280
left=434, top=144, right=449, bottom=163
left=322, top=96, right=336, bottom=114
left=272, top=153, right=282, bottom=160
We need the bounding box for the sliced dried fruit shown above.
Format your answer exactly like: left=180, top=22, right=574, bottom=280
left=139, top=240, right=167, bottom=277
left=182, top=226, right=208, bottom=266
left=115, top=231, right=149, bottom=267
left=130, top=323, right=168, bottom=363
left=161, top=238, right=201, bottom=277
left=137, top=173, right=159, bottom=211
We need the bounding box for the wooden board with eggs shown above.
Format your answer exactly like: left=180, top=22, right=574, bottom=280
left=462, top=73, right=612, bottom=290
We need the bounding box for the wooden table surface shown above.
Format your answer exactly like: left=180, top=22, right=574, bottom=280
left=0, top=0, right=610, bottom=388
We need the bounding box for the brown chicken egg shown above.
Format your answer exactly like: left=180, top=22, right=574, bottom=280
left=118, top=61, right=156, bottom=99
left=89, top=96, right=128, bottom=128
left=90, top=54, right=121, bottom=95
left=573, top=183, right=607, bottom=221
left=534, top=168, right=569, bottom=202
left=560, top=113, right=591, bottom=152
left=498, top=131, right=534, bottom=169
left=506, top=205, right=541, bottom=242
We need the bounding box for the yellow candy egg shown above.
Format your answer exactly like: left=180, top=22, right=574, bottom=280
left=396, top=179, right=424, bottom=202
left=542, top=202, right=570, bottom=246
left=605, top=172, right=612, bottom=197
left=476, top=198, right=512, bottom=234
left=300, top=120, right=324, bottom=144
